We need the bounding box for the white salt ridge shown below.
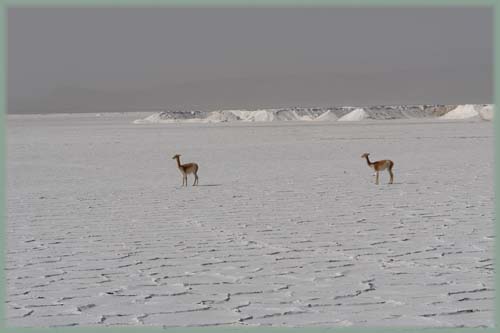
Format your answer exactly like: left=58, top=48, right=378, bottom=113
left=132, top=105, right=494, bottom=124
left=134, top=109, right=339, bottom=124
left=205, top=110, right=241, bottom=123
left=439, top=104, right=494, bottom=120
left=133, top=112, right=176, bottom=124
left=133, top=111, right=206, bottom=124
left=205, top=109, right=318, bottom=122
left=227, top=109, right=314, bottom=122
left=337, top=108, right=369, bottom=121
left=440, top=105, right=480, bottom=120
left=478, top=105, right=494, bottom=121
left=313, top=110, right=338, bottom=121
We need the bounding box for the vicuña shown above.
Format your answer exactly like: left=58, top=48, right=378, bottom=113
left=172, top=154, right=199, bottom=186
left=361, top=153, right=394, bottom=185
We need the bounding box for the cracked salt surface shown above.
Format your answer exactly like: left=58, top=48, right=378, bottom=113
left=6, top=115, right=494, bottom=327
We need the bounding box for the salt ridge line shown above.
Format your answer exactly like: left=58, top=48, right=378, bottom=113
left=133, top=104, right=493, bottom=124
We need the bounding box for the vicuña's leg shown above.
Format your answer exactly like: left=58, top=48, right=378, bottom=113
left=375, top=172, right=379, bottom=185
left=194, top=173, right=199, bottom=186
left=388, top=169, right=394, bottom=184
left=183, top=175, right=187, bottom=187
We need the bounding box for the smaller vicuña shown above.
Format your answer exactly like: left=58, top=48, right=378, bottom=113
left=172, top=154, right=199, bottom=186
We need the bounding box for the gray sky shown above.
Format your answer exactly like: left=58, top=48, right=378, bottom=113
left=8, top=7, right=492, bottom=113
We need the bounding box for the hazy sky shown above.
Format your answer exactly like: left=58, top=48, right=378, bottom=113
left=8, top=7, right=492, bottom=113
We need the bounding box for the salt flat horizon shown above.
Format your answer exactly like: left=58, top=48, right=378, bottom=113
left=6, top=114, right=494, bottom=327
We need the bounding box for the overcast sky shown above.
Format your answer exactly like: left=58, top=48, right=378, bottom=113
left=8, top=7, right=492, bottom=113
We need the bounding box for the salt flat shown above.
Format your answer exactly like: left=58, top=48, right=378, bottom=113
left=6, top=115, right=494, bottom=327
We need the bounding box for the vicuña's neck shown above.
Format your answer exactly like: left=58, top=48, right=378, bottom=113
left=175, top=157, right=182, bottom=168
left=364, top=155, right=372, bottom=166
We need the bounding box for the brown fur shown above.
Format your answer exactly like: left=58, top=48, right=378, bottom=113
left=361, top=153, right=394, bottom=185
left=172, top=154, right=199, bottom=186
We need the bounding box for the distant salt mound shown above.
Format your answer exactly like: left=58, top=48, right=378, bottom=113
left=133, top=111, right=206, bottom=124
left=133, top=113, right=166, bottom=124
left=206, top=110, right=272, bottom=122
left=338, top=108, right=368, bottom=121
left=222, top=109, right=313, bottom=122
left=314, top=110, right=338, bottom=121
left=243, top=110, right=277, bottom=122
left=478, top=104, right=494, bottom=121
left=440, top=105, right=480, bottom=120
left=205, top=110, right=241, bottom=123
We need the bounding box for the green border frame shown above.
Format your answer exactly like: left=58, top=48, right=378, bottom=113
left=0, top=0, right=497, bottom=332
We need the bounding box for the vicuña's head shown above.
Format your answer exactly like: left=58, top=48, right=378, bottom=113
left=172, top=154, right=181, bottom=159
left=361, top=153, right=370, bottom=158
